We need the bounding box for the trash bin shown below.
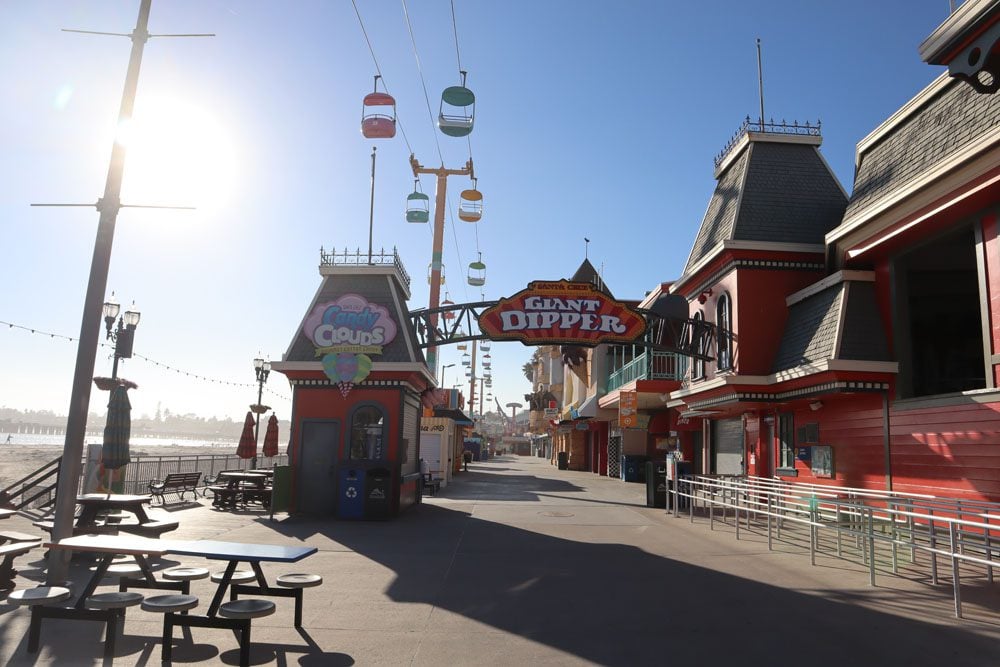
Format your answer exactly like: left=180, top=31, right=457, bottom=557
left=645, top=461, right=667, bottom=508
left=337, top=467, right=365, bottom=519
left=621, top=455, right=648, bottom=482
left=364, top=467, right=391, bottom=520
left=557, top=451, right=569, bottom=470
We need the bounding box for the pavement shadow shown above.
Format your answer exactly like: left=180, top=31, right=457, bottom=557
left=268, top=502, right=1000, bottom=666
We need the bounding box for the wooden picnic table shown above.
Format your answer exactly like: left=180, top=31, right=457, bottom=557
left=211, top=472, right=271, bottom=509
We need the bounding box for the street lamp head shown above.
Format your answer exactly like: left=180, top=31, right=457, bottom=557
left=102, top=294, right=120, bottom=336
left=254, top=357, right=271, bottom=383
left=122, top=302, right=141, bottom=329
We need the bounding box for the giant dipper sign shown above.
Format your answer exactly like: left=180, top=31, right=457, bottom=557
left=477, top=280, right=646, bottom=346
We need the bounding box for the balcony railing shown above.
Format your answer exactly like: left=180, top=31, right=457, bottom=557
left=607, top=351, right=686, bottom=392
left=319, top=246, right=410, bottom=287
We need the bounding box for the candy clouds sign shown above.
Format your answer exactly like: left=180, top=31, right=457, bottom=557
left=303, top=295, right=398, bottom=396
left=478, top=280, right=646, bottom=346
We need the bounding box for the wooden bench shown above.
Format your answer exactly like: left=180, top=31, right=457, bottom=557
left=0, top=540, right=41, bottom=588
left=148, top=472, right=203, bottom=504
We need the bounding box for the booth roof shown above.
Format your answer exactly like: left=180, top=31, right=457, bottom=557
left=433, top=408, right=474, bottom=425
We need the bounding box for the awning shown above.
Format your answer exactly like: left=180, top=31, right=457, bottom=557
left=577, top=394, right=598, bottom=419
left=433, top=408, right=473, bottom=426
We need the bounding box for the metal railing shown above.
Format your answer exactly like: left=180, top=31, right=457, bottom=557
left=668, top=474, right=1000, bottom=619
left=319, top=246, right=410, bottom=286
left=0, top=457, right=61, bottom=511
left=607, top=351, right=686, bottom=391
left=113, top=454, right=288, bottom=495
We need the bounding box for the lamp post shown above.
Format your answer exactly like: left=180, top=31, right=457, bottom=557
left=102, top=294, right=141, bottom=380
left=252, top=357, right=271, bottom=469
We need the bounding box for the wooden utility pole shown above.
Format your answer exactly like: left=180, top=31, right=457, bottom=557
left=44, top=0, right=211, bottom=585
left=409, top=154, right=473, bottom=377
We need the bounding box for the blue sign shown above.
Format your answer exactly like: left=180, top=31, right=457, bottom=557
left=797, top=447, right=812, bottom=462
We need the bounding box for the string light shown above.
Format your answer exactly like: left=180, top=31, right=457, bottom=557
left=1, top=319, right=291, bottom=402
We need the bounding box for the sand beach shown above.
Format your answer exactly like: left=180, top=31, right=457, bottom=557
left=0, top=440, right=243, bottom=491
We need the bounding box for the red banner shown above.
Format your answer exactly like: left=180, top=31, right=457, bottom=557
left=478, top=280, right=646, bottom=346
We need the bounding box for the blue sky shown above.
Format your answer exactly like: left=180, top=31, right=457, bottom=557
left=0, top=1, right=956, bottom=423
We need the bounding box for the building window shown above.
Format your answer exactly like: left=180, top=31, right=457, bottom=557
left=894, top=225, right=987, bottom=398
left=349, top=405, right=386, bottom=460
left=693, top=311, right=705, bottom=379
left=778, top=413, right=795, bottom=469
left=716, top=293, right=732, bottom=371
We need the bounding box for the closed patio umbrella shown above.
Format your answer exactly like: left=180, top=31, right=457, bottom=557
left=236, top=411, right=257, bottom=459
left=262, top=413, right=279, bottom=458
left=102, top=385, right=132, bottom=493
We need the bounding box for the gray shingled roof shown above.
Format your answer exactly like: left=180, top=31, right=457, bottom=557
left=684, top=140, right=847, bottom=275
left=846, top=78, right=1000, bottom=220
left=570, top=258, right=612, bottom=297
left=838, top=282, right=891, bottom=362
left=771, top=284, right=843, bottom=373
left=286, top=273, right=425, bottom=364
left=771, top=280, right=892, bottom=373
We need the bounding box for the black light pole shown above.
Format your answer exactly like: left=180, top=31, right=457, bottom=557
left=102, top=294, right=141, bottom=380
left=252, top=357, right=270, bottom=469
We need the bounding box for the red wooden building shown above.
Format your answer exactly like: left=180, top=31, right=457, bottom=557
left=271, top=249, right=434, bottom=517
left=668, top=5, right=1000, bottom=501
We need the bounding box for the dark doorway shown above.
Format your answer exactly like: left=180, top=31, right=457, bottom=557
left=297, top=420, right=339, bottom=514
left=896, top=226, right=986, bottom=398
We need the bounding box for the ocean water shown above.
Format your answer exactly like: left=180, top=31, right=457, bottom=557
left=1, top=433, right=238, bottom=448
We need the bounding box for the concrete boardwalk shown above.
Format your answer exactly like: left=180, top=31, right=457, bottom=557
left=2, top=455, right=1000, bottom=666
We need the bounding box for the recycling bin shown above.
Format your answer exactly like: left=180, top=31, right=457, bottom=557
left=621, top=455, right=649, bottom=483
left=645, top=460, right=667, bottom=508
left=338, top=467, right=365, bottom=519
left=365, top=467, right=391, bottom=520
left=557, top=451, right=569, bottom=470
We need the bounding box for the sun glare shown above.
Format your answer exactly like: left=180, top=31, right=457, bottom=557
left=118, top=95, right=237, bottom=214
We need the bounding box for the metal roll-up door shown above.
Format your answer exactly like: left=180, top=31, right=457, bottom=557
left=711, top=418, right=744, bottom=475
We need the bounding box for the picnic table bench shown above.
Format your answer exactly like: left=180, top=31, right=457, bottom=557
left=149, top=471, right=203, bottom=504
left=0, top=537, right=41, bottom=589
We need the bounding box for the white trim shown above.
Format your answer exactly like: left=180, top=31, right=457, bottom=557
left=854, top=74, right=952, bottom=170
left=675, top=241, right=826, bottom=294
left=673, top=360, right=899, bottom=400
left=639, top=284, right=665, bottom=310
left=892, top=386, right=1000, bottom=411
left=714, top=134, right=751, bottom=179
left=282, top=280, right=327, bottom=362
left=918, top=0, right=1000, bottom=63
left=723, top=239, right=825, bottom=254
left=271, top=360, right=436, bottom=384
left=838, top=127, right=1000, bottom=243
left=842, top=167, right=1000, bottom=259
left=674, top=242, right=727, bottom=293
left=387, top=274, right=418, bottom=364
left=786, top=270, right=874, bottom=307
left=832, top=282, right=848, bottom=363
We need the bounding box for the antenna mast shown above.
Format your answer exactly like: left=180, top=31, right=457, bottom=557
left=756, top=38, right=765, bottom=128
